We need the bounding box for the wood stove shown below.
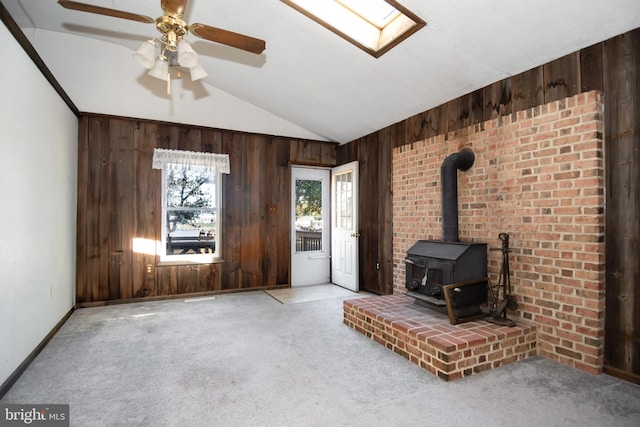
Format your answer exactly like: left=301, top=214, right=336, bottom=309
left=405, top=148, right=489, bottom=324
left=405, top=240, right=488, bottom=322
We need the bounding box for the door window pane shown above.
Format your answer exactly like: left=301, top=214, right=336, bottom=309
left=335, top=171, right=353, bottom=229
left=295, top=178, right=322, bottom=252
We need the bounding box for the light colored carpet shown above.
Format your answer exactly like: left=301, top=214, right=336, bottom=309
left=2, top=291, right=639, bottom=427
left=265, top=283, right=370, bottom=304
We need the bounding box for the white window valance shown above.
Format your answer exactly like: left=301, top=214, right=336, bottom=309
left=152, top=148, right=230, bottom=174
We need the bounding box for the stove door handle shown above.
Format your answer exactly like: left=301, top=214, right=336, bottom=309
left=405, top=257, right=426, bottom=269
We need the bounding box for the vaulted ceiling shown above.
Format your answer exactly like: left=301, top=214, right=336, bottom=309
left=3, top=0, right=640, bottom=144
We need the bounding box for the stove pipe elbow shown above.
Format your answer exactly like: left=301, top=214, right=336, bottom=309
left=441, top=148, right=475, bottom=242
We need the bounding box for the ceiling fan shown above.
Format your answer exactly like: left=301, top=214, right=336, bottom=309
left=58, top=0, right=266, bottom=88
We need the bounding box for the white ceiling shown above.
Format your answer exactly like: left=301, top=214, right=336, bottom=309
left=3, top=0, right=640, bottom=144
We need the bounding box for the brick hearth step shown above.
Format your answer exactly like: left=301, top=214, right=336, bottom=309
left=343, top=295, right=537, bottom=381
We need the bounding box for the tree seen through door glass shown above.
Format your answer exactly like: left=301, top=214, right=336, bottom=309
left=295, top=179, right=322, bottom=252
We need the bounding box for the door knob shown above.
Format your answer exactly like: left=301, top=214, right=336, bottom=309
left=350, top=232, right=361, bottom=238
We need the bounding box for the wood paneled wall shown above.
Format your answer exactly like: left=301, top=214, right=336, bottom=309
left=76, top=116, right=336, bottom=304
left=602, top=31, right=640, bottom=384
left=338, top=28, right=639, bottom=383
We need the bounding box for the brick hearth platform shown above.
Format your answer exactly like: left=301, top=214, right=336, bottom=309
left=343, top=295, right=537, bottom=381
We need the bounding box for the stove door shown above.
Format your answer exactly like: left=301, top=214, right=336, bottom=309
left=421, top=260, right=452, bottom=297
left=405, top=258, right=453, bottom=297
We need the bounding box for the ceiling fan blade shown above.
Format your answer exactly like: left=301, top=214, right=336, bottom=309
left=190, top=23, right=266, bottom=54
left=161, top=0, right=188, bottom=18
left=58, top=0, right=154, bottom=24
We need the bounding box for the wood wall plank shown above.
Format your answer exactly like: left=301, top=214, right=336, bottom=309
left=177, top=265, right=199, bottom=294
left=337, top=137, right=358, bottom=163
left=603, top=29, right=640, bottom=382
left=109, top=119, right=135, bottom=300
left=241, top=135, right=262, bottom=288
left=290, top=140, right=337, bottom=166
left=178, top=127, right=201, bottom=151
left=199, top=263, right=221, bottom=291
left=222, top=133, right=243, bottom=289
left=75, top=117, right=89, bottom=304
left=512, top=66, right=544, bottom=112
left=469, top=89, right=484, bottom=126
left=133, top=121, right=159, bottom=298
left=376, top=128, right=393, bottom=294
left=260, top=138, right=278, bottom=287
left=581, top=43, right=604, bottom=92
left=275, top=138, right=292, bottom=285
left=94, top=117, right=112, bottom=302
left=544, top=52, right=581, bottom=103
left=157, top=265, right=178, bottom=296
left=482, top=78, right=512, bottom=120
left=404, top=112, right=427, bottom=144
left=201, top=129, right=223, bottom=153
left=447, top=93, right=471, bottom=132
left=428, top=105, right=448, bottom=140
left=447, top=89, right=485, bottom=132
left=398, top=104, right=448, bottom=146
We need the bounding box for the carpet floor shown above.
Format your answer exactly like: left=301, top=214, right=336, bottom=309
left=2, top=289, right=639, bottom=427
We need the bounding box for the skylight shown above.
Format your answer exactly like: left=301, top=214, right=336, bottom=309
left=282, top=0, right=426, bottom=58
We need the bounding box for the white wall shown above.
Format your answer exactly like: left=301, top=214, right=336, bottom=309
left=0, top=22, right=78, bottom=387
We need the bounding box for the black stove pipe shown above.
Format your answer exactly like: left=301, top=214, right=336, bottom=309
left=441, top=148, right=475, bottom=242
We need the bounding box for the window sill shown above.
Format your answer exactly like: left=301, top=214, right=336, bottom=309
left=157, top=257, right=225, bottom=267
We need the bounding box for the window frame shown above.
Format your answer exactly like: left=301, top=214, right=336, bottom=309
left=159, top=163, right=222, bottom=263
left=281, top=0, right=426, bottom=58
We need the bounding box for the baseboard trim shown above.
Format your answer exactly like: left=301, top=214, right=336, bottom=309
left=604, top=364, right=640, bottom=385
left=0, top=307, right=75, bottom=399
left=75, top=286, right=279, bottom=308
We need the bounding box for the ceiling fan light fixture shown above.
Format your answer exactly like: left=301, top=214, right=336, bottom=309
left=148, top=55, right=169, bottom=80
left=189, top=63, right=208, bottom=81
left=177, top=39, right=199, bottom=68
left=132, top=40, right=157, bottom=69
left=57, top=0, right=264, bottom=90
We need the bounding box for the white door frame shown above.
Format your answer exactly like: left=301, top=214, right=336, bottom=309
left=291, top=167, right=331, bottom=287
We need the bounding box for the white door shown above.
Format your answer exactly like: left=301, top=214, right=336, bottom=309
left=291, top=167, right=331, bottom=287
left=331, top=161, right=359, bottom=291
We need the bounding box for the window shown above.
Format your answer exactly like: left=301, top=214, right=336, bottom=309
left=281, top=0, right=425, bottom=57
left=163, top=166, right=219, bottom=260
left=152, top=149, right=230, bottom=262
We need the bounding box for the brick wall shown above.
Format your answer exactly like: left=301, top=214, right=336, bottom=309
left=392, top=91, right=605, bottom=374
